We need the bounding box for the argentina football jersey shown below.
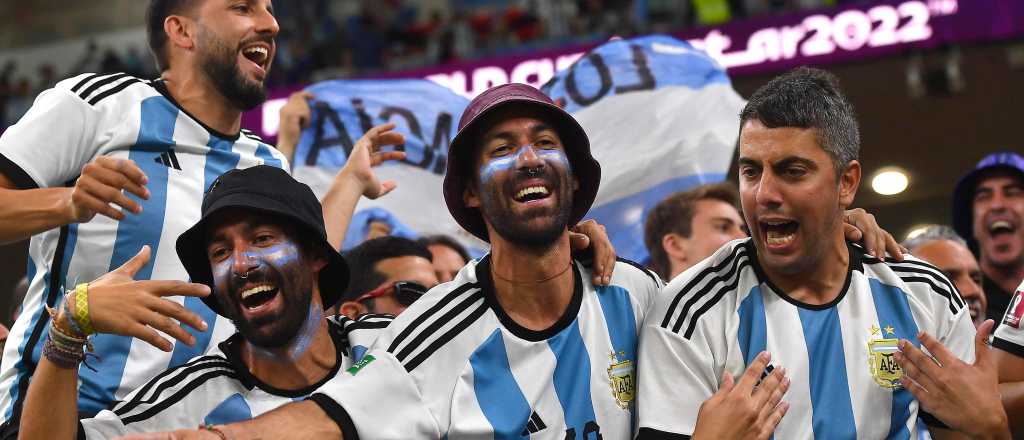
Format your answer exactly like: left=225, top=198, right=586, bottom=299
left=308, top=256, right=662, bottom=439
left=78, top=314, right=388, bottom=438
left=0, top=72, right=288, bottom=426
left=637, top=238, right=976, bottom=439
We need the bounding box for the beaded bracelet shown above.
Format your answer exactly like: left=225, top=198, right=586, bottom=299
left=43, top=338, right=85, bottom=369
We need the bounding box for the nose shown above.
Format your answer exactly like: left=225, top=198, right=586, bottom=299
left=754, top=171, right=783, bottom=209
left=232, top=248, right=261, bottom=278
left=255, top=2, right=280, bottom=37
left=515, top=144, right=544, bottom=172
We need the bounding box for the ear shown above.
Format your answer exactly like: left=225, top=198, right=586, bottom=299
left=338, top=301, right=368, bottom=320
left=164, top=15, right=196, bottom=52
left=661, top=233, right=688, bottom=263
left=464, top=183, right=480, bottom=209
left=838, top=160, right=861, bottom=207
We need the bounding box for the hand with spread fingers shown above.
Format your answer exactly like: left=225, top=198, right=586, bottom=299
left=842, top=208, right=904, bottom=261
left=338, top=122, right=407, bottom=199
left=569, top=219, right=616, bottom=286
left=692, top=351, right=790, bottom=440
left=67, top=156, right=150, bottom=223
left=275, top=91, right=314, bottom=163
left=895, top=320, right=1011, bottom=440
left=77, top=245, right=211, bottom=352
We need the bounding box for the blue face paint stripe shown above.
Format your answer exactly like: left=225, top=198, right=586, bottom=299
left=203, top=393, right=253, bottom=426
left=77, top=96, right=177, bottom=415
left=595, top=285, right=638, bottom=430
left=797, top=307, right=857, bottom=439
left=468, top=329, right=531, bottom=439
left=870, top=279, right=922, bottom=440
left=168, top=135, right=241, bottom=368
left=737, top=286, right=768, bottom=366
left=478, top=146, right=571, bottom=184
left=255, top=143, right=283, bottom=169
left=548, top=319, right=598, bottom=434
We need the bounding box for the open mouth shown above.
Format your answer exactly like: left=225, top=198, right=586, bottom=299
left=988, top=219, right=1017, bottom=238
left=240, top=283, right=279, bottom=310
left=513, top=185, right=551, bottom=203
left=240, top=43, right=271, bottom=71
left=760, top=219, right=799, bottom=247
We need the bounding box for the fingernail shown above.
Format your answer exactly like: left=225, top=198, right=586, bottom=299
left=782, top=377, right=791, bottom=387
left=898, top=340, right=907, bottom=350
left=200, top=320, right=208, bottom=331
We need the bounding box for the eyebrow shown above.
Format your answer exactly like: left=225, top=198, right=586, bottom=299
left=483, top=123, right=557, bottom=144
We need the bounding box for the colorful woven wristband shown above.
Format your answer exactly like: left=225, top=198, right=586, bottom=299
left=72, top=283, right=95, bottom=335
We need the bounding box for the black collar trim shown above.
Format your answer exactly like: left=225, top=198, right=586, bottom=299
left=476, top=255, right=584, bottom=342
left=150, top=79, right=242, bottom=141
left=746, top=240, right=862, bottom=311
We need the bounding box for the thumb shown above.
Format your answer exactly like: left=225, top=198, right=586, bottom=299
left=568, top=231, right=590, bottom=251
left=115, top=245, right=151, bottom=278
left=974, top=319, right=995, bottom=367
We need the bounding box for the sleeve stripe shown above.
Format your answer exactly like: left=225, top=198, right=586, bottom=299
left=615, top=257, right=662, bottom=286
left=660, top=245, right=747, bottom=329
left=386, top=282, right=479, bottom=353
left=112, top=357, right=232, bottom=416
left=662, top=250, right=750, bottom=334
left=119, top=370, right=241, bottom=426
left=403, top=300, right=490, bottom=372
left=637, top=428, right=692, bottom=439
left=896, top=275, right=961, bottom=315
left=88, top=78, right=144, bottom=106
left=681, top=259, right=752, bottom=339
left=993, top=336, right=1024, bottom=358
left=887, top=261, right=965, bottom=309
left=78, top=73, right=132, bottom=102
left=394, top=290, right=486, bottom=365
left=308, top=393, right=361, bottom=440
left=0, top=153, right=39, bottom=189
left=70, top=73, right=106, bottom=93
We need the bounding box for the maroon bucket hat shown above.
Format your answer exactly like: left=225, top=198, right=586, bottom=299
left=443, top=83, right=601, bottom=242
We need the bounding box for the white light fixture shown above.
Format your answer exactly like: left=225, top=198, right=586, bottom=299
left=871, top=168, right=909, bottom=196
left=905, top=224, right=932, bottom=241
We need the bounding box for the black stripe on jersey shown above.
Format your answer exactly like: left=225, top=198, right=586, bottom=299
left=394, top=289, right=486, bottom=364
left=900, top=276, right=960, bottom=315
left=78, top=73, right=132, bottom=102
left=660, top=245, right=747, bottom=329
left=637, top=428, right=691, bottom=439
left=616, top=257, right=662, bottom=285
left=671, top=252, right=749, bottom=334
left=113, top=357, right=233, bottom=417
left=0, top=153, right=39, bottom=189
left=386, top=282, right=480, bottom=353
left=88, top=78, right=144, bottom=106
left=240, top=129, right=264, bottom=141
left=403, top=300, right=490, bottom=372
left=887, top=260, right=965, bottom=309
left=993, top=337, right=1024, bottom=358
left=70, top=73, right=107, bottom=94
left=682, top=259, right=753, bottom=339
left=120, top=370, right=241, bottom=426
left=2, top=220, right=74, bottom=435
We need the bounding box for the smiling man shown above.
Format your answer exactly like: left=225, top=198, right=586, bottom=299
left=17, top=166, right=388, bottom=439
left=903, top=225, right=988, bottom=327
left=637, top=67, right=977, bottom=439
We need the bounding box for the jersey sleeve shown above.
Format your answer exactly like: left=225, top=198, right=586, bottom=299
left=309, top=349, right=441, bottom=439
left=919, top=273, right=978, bottom=429
left=993, top=281, right=1024, bottom=358
left=0, top=76, right=104, bottom=188
left=636, top=302, right=722, bottom=437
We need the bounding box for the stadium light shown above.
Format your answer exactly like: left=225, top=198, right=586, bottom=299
left=871, top=168, right=909, bottom=196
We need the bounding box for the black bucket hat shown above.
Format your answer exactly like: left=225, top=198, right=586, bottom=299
left=443, top=83, right=601, bottom=241
left=952, top=151, right=1024, bottom=246
left=175, top=166, right=348, bottom=316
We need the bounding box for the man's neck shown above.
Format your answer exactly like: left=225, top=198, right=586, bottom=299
left=240, top=309, right=337, bottom=391
left=981, top=257, right=1024, bottom=295
left=160, top=68, right=242, bottom=135
left=760, top=235, right=851, bottom=306
left=488, top=232, right=575, bottom=332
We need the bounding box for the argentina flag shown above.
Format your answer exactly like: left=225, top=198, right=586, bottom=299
left=542, top=34, right=744, bottom=263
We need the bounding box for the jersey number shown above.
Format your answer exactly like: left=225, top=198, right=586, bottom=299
left=564, top=421, right=602, bottom=439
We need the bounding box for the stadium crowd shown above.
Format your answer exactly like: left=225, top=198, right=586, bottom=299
left=0, top=0, right=1021, bottom=439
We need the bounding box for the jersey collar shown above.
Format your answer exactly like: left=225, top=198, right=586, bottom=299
left=475, top=254, right=584, bottom=342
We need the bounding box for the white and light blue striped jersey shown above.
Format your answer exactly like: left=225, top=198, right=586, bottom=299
left=0, top=72, right=289, bottom=427
left=637, top=239, right=976, bottom=439
left=993, top=279, right=1024, bottom=358
left=79, top=314, right=389, bottom=439
left=309, top=255, right=662, bottom=439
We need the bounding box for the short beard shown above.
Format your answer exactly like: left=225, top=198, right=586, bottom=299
left=225, top=269, right=315, bottom=349
left=478, top=172, right=573, bottom=248
left=198, top=26, right=267, bottom=111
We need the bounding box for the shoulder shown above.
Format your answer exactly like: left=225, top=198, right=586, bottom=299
left=610, top=257, right=663, bottom=287
left=328, top=313, right=393, bottom=352
left=861, top=251, right=966, bottom=317
left=652, top=239, right=754, bottom=338
left=108, top=353, right=239, bottom=422
left=56, top=72, right=156, bottom=108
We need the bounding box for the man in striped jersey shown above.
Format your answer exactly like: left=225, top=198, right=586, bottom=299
left=0, top=0, right=405, bottom=434
left=18, top=166, right=392, bottom=439
left=637, top=67, right=982, bottom=439
left=126, top=83, right=793, bottom=440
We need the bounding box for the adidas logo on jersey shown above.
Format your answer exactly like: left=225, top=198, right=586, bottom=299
left=154, top=149, right=182, bottom=170
left=520, top=411, right=547, bottom=435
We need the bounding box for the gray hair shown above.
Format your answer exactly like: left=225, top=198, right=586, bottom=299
left=902, top=225, right=968, bottom=251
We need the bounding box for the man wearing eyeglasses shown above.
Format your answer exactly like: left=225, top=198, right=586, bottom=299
left=335, top=236, right=439, bottom=319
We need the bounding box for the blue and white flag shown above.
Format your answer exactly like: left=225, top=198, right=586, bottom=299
left=542, top=34, right=744, bottom=263
left=291, top=79, right=477, bottom=250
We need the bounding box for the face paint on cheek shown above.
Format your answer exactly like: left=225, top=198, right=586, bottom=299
left=535, top=148, right=571, bottom=172
left=478, top=154, right=517, bottom=185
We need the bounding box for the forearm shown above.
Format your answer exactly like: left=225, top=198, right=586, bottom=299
left=18, top=357, right=81, bottom=440
left=219, top=401, right=342, bottom=440
left=275, top=133, right=298, bottom=169
left=320, top=172, right=363, bottom=251
left=999, top=382, right=1024, bottom=436
left=0, top=186, right=74, bottom=244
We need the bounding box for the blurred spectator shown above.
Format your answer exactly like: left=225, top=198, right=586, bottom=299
left=644, top=182, right=746, bottom=281
left=336, top=236, right=439, bottom=319
left=419, top=235, right=471, bottom=283
left=3, top=78, right=33, bottom=127
left=953, top=152, right=1024, bottom=326
left=903, top=225, right=988, bottom=327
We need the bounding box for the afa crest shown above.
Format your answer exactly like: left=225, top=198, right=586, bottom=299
left=867, top=338, right=902, bottom=389
left=607, top=351, right=635, bottom=409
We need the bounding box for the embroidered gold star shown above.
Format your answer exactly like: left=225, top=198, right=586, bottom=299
left=884, top=325, right=895, bottom=335
left=870, top=325, right=881, bottom=336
